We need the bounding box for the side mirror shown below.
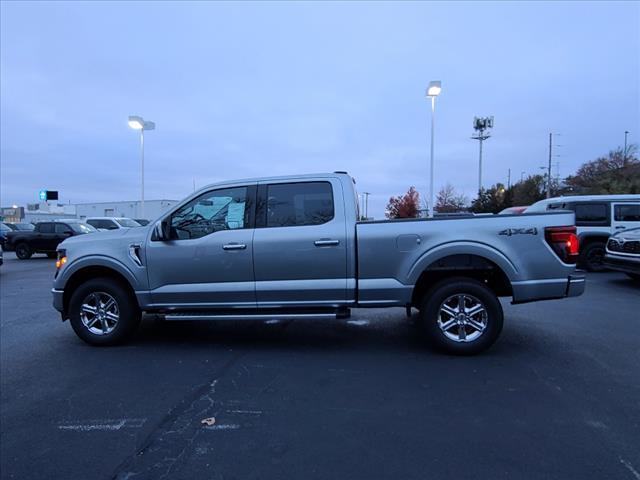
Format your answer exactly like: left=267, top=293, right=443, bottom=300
left=153, top=219, right=172, bottom=241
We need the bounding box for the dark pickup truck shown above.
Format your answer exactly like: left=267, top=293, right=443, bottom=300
left=4, top=221, right=96, bottom=259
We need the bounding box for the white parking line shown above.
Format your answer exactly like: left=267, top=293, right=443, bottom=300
left=57, top=418, right=146, bottom=431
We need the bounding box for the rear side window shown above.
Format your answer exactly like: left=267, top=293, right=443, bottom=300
left=38, top=223, right=54, bottom=233
left=266, top=182, right=334, bottom=228
left=614, top=204, right=640, bottom=222
left=574, top=203, right=609, bottom=226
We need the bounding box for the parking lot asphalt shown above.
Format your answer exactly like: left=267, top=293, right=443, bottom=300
left=1, top=252, right=639, bottom=480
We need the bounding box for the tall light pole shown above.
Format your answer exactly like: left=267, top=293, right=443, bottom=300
left=426, top=81, right=441, bottom=218
left=128, top=115, right=155, bottom=218
left=471, top=116, right=494, bottom=194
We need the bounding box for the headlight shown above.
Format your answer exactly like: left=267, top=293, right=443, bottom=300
left=55, top=249, right=67, bottom=269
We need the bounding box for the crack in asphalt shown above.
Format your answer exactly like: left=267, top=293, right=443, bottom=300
left=109, top=351, right=245, bottom=480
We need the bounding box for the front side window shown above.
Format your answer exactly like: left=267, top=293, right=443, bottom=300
left=614, top=204, right=640, bottom=222
left=55, top=224, right=72, bottom=234
left=574, top=203, right=608, bottom=225
left=266, top=182, right=334, bottom=228
left=170, top=186, right=249, bottom=240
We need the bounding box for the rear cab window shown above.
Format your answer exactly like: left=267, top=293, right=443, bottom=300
left=38, top=223, right=54, bottom=233
left=262, top=182, right=334, bottom=228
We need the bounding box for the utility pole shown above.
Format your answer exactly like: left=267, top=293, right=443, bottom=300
left=471, top=116, right=494, bottom=194
left=507, top=168, right=511, bottom=189
left=547, top=133, right=553, bottom=198
left=521, top=171, right=526, bottom=182
left=624, top=131, right=630, bottom=165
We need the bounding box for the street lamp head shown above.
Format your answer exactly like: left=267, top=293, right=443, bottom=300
left=426, top=81, right=442, bottom=97
left=128, top=115, right=155, bottom=131
left=128, top=116, right=144, bottom=130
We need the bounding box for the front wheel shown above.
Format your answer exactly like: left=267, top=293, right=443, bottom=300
left=69, top=278, right=141, bottom=346
left=419, top=277, right=503, bottom=355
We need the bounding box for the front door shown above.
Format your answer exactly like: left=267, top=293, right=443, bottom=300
left=145, top=184, right=257, bottom=309
left=252, top=179, right=347, bottom=307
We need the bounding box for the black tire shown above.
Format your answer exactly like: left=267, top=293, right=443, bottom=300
left=581, top=242, right=606, bottom=272
left=47, top=252, right=57, bottom=259
left=68, top=277, right=141, bottom=346
left=419, top=277, right=503, bottom=355
left=15, top=243, right=32, bottom=260
left=626, top=273, right=640, bottom=281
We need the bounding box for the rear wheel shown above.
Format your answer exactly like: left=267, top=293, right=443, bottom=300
left=419, top=277, right=503, bottom=355
left=581, top=242, right=606, bottom=272
left=15, top=243, right=32, bottom=260
left=69, top=278, right=141, bottom=346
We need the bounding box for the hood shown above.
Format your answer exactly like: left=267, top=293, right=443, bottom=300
left=612, top=227, right=640, bottom=242
left=59, top=226, right=150, bottom=249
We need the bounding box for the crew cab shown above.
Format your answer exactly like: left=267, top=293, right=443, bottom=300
left=52, top=173, right=585, bottom=354
left=5, top=221, right=96, bottom=259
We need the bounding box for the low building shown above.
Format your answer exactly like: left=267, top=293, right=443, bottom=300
left=74, top=199, right=178, bottom=222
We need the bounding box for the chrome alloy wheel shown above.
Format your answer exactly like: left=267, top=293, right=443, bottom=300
left=437, top=294, right=488, bottom=343
left=80, top=292, right=119, bottom=335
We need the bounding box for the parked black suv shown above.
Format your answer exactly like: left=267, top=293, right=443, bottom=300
left=4, top=221, right=96, bottom=259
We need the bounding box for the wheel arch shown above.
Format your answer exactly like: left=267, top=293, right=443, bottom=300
left=62, top=264, right=139, bottom=317
left=411, top=253, right=513, bottom=307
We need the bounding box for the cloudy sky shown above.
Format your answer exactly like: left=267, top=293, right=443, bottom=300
left=1, top=1, right=638, bottom=217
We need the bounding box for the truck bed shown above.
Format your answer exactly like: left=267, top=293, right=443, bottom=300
left=355, top=211, right=581, bottom=306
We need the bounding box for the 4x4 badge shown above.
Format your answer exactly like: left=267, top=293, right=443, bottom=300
left=499, top=227, right=538, bottom=236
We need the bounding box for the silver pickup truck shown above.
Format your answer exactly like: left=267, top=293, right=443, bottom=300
left=52, top=172, right=585, bottom=354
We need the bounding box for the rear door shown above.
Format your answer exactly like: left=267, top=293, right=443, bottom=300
left=252, top=179, right=347, bottom=307
left=611, top=202, right=640, bottom=232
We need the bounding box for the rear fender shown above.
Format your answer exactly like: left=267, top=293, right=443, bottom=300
left=406, top=241, right=519, bottom=284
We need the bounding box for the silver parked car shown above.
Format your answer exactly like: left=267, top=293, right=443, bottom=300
left=52, top=172, right=585, bottom=354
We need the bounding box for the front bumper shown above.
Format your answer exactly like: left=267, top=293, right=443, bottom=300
left=52, top=288, right=65, bottom=316
left=603, top=253, right=640, bottom=275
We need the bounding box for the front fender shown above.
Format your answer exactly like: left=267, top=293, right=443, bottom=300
left=406, top=241, right=519, bottom=284
left=54, top=254, right=143, bottom=291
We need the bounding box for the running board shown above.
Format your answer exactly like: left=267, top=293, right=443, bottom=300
left=163, top=311, right=350, bottom=321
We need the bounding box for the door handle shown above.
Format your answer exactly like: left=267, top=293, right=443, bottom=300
left=314, top=239, right=340, bottom=247
left=223, top=243, right=247, bottom=250
left=615, top=226, right=626, bottom=230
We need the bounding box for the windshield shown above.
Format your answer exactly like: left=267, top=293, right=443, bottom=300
left=15, top=223, right=35, bottom=231
left=70, top=223, right=97, bottom=234
left=1, top=223, right=12, bottom=232
left=115, top=218, right=141, bottom=228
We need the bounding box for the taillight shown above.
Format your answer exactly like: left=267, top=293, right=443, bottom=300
left=545, top=226, right=579, bottom=264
